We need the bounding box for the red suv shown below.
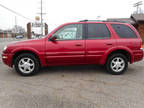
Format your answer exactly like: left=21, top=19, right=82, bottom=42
left=2, top=21, right=143, bottom=76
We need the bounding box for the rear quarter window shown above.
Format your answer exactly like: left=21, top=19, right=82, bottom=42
left=111, top=24, right=137, bottom=38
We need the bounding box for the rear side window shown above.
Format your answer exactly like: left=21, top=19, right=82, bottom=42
left=87, top=23, right=110, bottom=39
left=111, top=24, right=137, bottom=38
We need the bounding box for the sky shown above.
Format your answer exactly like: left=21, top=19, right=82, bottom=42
left=0, top=0, right=144, bottom=32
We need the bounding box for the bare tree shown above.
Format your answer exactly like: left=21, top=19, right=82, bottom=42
left=12, top=25, right=25, bottom=34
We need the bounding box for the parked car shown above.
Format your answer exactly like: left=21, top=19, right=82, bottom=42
left=39, top=35, right=45, bottom=38
left=15, top=35, right=24, bottom=39
left=2, top=21, right=143, bottom=76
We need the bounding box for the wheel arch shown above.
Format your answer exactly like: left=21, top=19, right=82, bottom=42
left=100, top=48, right=133, bottom=65
left=12, top=49, right=42, bottom=67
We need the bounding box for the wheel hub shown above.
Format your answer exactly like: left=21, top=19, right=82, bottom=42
left=18, top=57, right=35, bottom=74
left=23, top=62, right=30, bottom=68
left=110, top=57, right=125, bottom=72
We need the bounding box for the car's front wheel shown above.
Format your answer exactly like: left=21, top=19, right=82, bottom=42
left=14, top=53, right=40, bottom=76
left=105, top=53, right=128, bottom=75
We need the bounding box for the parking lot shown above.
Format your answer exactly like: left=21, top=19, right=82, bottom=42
left=0, top=38, right=144, bottom=108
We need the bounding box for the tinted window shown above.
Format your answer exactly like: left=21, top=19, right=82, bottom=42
left=87, top=23, right=110, bottom=39
left=111, top=24, right=137, bottom=38
left=52, top=24, right=82, bottom=40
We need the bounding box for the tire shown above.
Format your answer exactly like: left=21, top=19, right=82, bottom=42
left=14, top=53, right=40, bottom=76
left=105, top=53, right=128, bottom=75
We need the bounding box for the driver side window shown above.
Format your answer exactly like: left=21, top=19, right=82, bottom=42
left=52, top=24, right=83, bottom=40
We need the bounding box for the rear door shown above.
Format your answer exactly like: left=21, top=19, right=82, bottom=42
left=85, top=23, right=116, bottom=64
left=46, top=24, right=85, bottom=65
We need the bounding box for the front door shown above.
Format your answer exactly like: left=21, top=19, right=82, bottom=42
left=46, top=24, right=85, bottom=66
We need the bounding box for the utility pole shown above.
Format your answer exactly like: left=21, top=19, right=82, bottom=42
left=15, top=16, right=17, bottom=26
left=40, top=0, right=43, bottom=36
left=15, top=16, right=17, bottom=34
left=37, top=0, right=46, bottom=36
left=133, top=1, right=143, bottom=14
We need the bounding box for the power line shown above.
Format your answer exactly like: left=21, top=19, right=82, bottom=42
left=133, top=1, right=143, bottom=14
left=0, top=3, right=34, bottom=21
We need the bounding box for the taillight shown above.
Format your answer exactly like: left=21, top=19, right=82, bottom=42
left=140, top=44, right=143, bottom=50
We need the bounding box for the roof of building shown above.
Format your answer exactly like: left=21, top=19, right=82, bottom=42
left=107, top=18, right=135, bottom=24
left=0, top=30, right=12, bottom=33
left=107, top=14, right=144, bottom=24
left=131, top=14, right=144, bottom=22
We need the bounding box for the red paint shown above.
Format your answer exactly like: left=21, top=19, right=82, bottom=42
left=2, top=22, right=143, bottom=67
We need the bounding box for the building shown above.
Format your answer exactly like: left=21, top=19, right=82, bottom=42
left=0, top=30, right=13, bottom=38
left=107, top=14, right=144, bottom=44
left=0, top=29, right=26, bottom=38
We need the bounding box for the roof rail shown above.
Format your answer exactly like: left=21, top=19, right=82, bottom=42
left=79, top=20, right=105, bottom=22
left=79, top=20, right=127, bottom=23
left=79, top=20, right=88, bottom=22
left=105, top=20, right=127, bottom=23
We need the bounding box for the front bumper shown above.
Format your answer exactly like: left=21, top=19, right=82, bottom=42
left=2, top=53, right=13, bottom=67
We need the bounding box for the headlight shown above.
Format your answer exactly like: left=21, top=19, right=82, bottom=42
left=3, top=46, right=7, bottom=51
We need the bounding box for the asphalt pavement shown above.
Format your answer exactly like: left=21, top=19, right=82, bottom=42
left=0, top=38, right=144, bottom=108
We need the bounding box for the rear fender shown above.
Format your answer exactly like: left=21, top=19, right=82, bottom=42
left=100, top=46, right=133, bottom=65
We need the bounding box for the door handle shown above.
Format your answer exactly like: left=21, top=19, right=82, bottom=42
left=106, top=43, right=113, bottom=45
left=75, top=43, right=82, bottom=46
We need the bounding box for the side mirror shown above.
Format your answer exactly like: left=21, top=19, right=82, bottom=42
left=49, top=35, right=57, bottom=41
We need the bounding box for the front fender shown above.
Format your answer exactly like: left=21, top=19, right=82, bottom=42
left=11, top=47, right=46, bottom=67
left=11, top=47, right=39, bottom=55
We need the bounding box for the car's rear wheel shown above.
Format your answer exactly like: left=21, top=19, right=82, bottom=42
left=14, top=53, right=40, bottom=76
left=105, top=53, right=128, bottom=75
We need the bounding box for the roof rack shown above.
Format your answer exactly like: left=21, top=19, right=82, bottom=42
left=79, top=20, right=88, bottom=22
left=106, top=20, right=127, bottom=23
left=79, top=20, right=105, bottom=22
left=79, top=20, right=127, bottom=23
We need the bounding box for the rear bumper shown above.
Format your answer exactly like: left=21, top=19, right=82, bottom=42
left=132, top=50, right=143, bottom=63
left=2, top=53, right=13, bottom=67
